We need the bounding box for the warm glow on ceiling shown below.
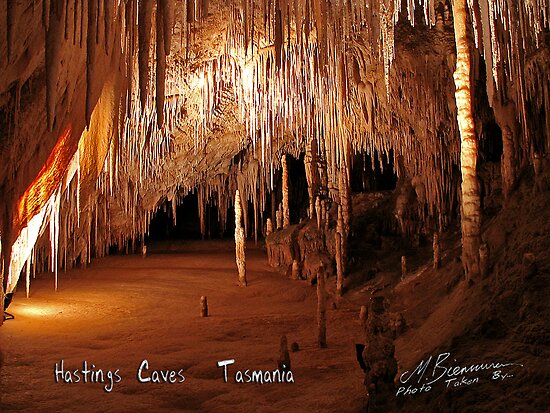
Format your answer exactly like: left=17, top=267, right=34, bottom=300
left=16, top=125, right=75, bottom=230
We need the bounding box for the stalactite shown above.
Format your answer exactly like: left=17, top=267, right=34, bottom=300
left=138, top=0, right=153, bottom=111
left=160, top=0, right=174, bottom=54
left=156, top=0, right=166, bottom=127
left=453, top=0, right=482, bottom=279
left=85, top=0, right=97, bottom=127
left=235, top=190, right=247, bottom=287
left=46, top=2, right=65, bottom=131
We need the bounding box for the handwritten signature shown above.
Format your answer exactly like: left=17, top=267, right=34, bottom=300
left=396, top=352, right=523, bottom=396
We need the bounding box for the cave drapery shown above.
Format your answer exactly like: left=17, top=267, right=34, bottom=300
left=0, top=0, right=549, bottom=319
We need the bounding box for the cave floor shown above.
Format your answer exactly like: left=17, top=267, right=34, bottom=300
left=0, top=240, right=364, bottom=413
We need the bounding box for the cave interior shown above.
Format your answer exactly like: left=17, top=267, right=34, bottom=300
left=0, top=0, right=549, bottom=412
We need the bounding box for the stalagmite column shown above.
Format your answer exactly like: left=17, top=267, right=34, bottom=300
left=266, top=218, right=273, bottom=236
left=338, top=166, right=351, bottom=235
left=281, top=155, right=290, bottom=228
left=401, top=256, right=407, bottom=280
left=304, top=139, right=319, bottom=219
left=315, top=197, right=321, bottom=229
left=335, top=231, right=343, bottom=296
left=234, top=190, right=247, bottom=287
left=433, top=232, right=441, bottom=270
left=200, top=296, right=208, bottom=317
left=276, top=206, right=283, bottom=230
left=494, top=101, right=518, bottom=201
left=453, top=0, right=481, bottom=279
left=317, top=264, right=327, bottom=348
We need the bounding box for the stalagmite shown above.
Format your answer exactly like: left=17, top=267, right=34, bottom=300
left=479, top=243, right=489, bottom=278
left=315, top=197, right=321, bottom=229
left=338, top=166, right=351, bottom=237
left=335, top=231, right=343, bottom=296
left=266, top=218, right=273, bottom=236
left=494, top=101, right=518, bottom=201
left=200, top=296, right=208, bottom=317
left=234, top=190, right=247, bottom=287
left=276, top=205, right=283, bottom=230
left=305, top=139, right=319, bottom=219
left=453, top=0, right=482, bottom=279
left=433, top=232, right=441, bottom=270
left=291, top=260, right=301, bottom=280
left=281, top=155, right=290, bottom=228
left=278, top=335, right=291, bottom=370
left=401, top=255, right=407, bottom=280
left=317, top=264, right=327, bottom=348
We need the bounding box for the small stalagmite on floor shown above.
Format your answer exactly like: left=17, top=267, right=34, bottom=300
left=200, top=296, right=208, bottom=317
left=317, top=264, right=327, bottom=348
left=278, top=335, right=291, bottom=370
left=401, top=256, right=407, bottom=280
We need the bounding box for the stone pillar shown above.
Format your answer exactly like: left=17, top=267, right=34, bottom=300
left=235, top=190, right=247, bottom=287
left=276, top=205, right=283, bottom=230
left=494, top=100, right=518, bottom=201
left=453, top=0, right=482, bottom=279
left=304, top=139, right=319, bottom=219
left=266, top=218, right=273, bottom=236
left=315, top=197, right=321, bottom=229
left=401, top=256, right=407, bottom=280
left=282, top=155, right=290, bottom=228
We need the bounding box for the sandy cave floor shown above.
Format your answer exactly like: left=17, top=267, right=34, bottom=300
left=0, top=240, right=365, bottom=413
